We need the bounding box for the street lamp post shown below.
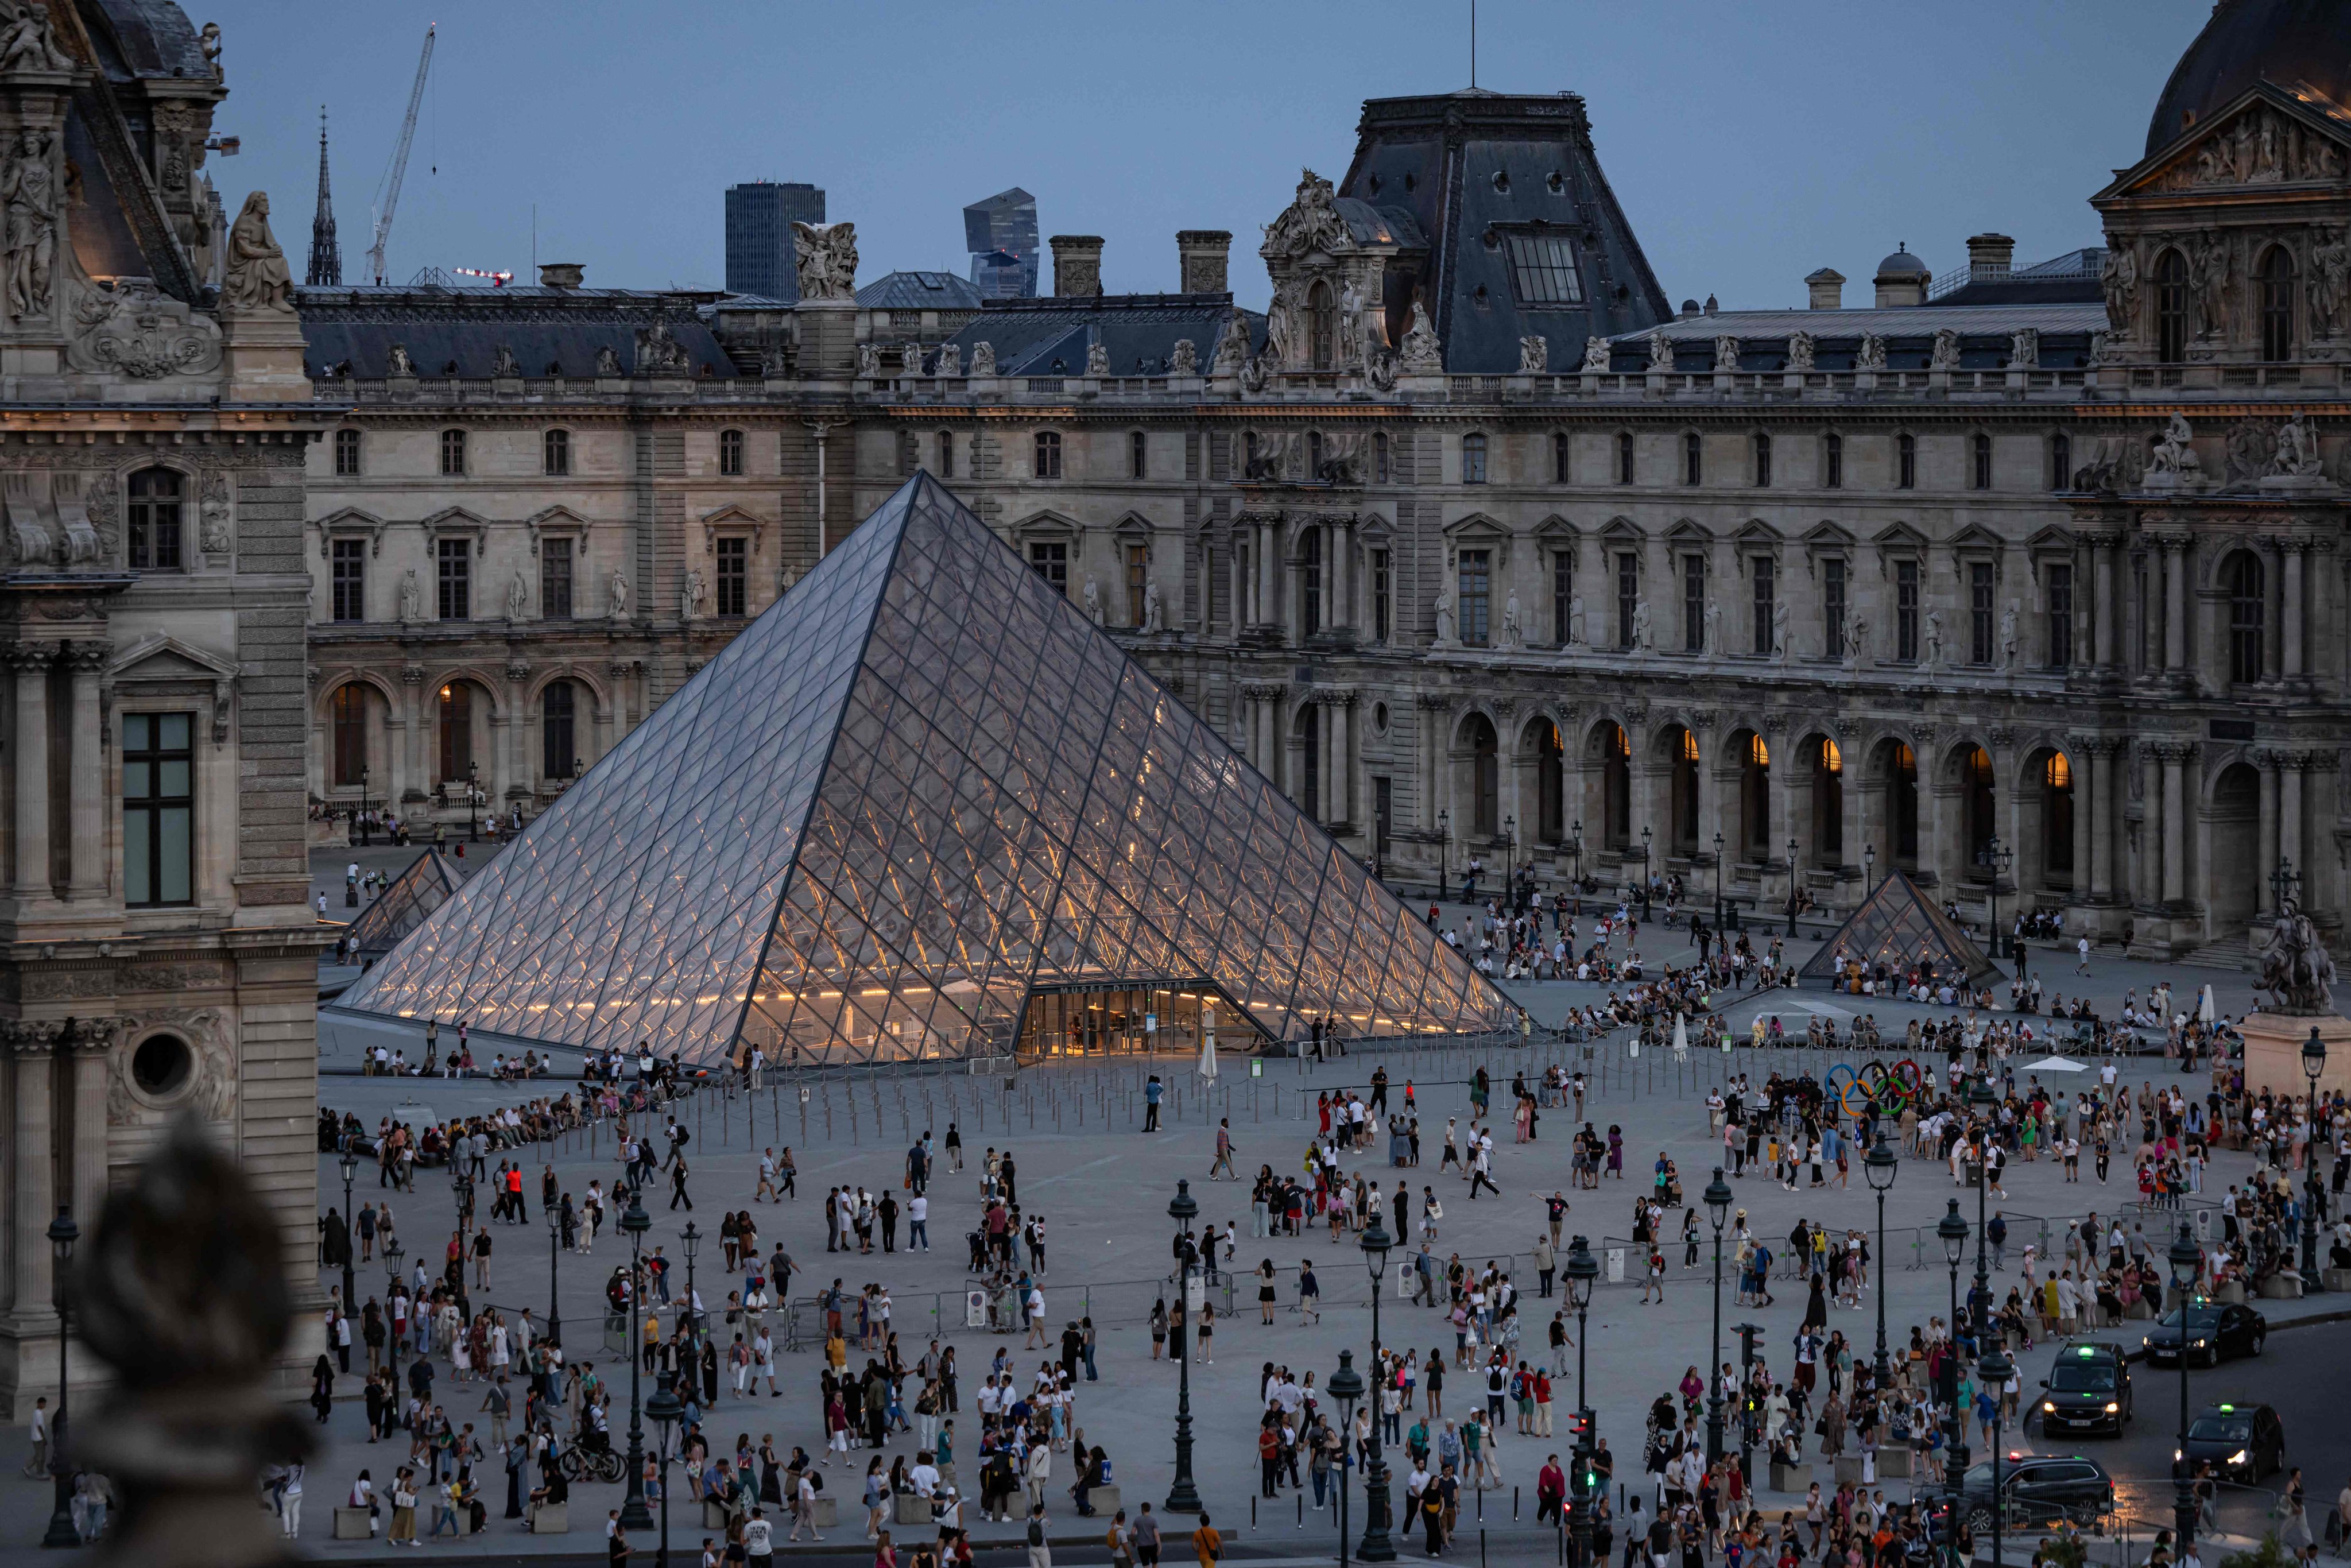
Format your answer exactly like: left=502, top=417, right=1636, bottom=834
left=646, top=1372, right=684, bottom=1568
left=1712, top=831, right=1725, bottom=926
left=2168, top=1222, right=2202, bottom=1557
left=1864, top=843, right=1876, bottom=898
left=1865, top=1136, right=1899, bottom=1393
left=1938, top=1201, right=1970, bottom=1527
left=1703, top=1169, right=1732, bottom=1464
left=1564, top=1237, right=1599, bottom=1568
left=467, top=761, right=482, bottom=842
left=619, top=1187, right=655, bottom=1530
left=1640, top=825, right=1653, bottom=921
left=1733, top=1323, right=1761, bottom=1480
left=40, top=1207, right=78, bottom=1550
left=339, top=1151, right=361, bottom=1318
left=1570, top=820, right=1584, bottom=915
left=2303, top=1028, right=2327, bottom=1287
left=1968, top=1080, right=1996, bottom=1346
left=1438, top=808, right=1450, bottom=905
left=1983, top=835, right=2009, bottom=959
left=1329, top=1351, right=1364, bottom=1568
left=1977, top=1345, right=2015, bottom=1568
left=1166, top=1180, right=1203, bottom=1513
left=681, top=1221, right=702, bottom=1348
left=1358, top=1217, right=1396, bottom=1562
left=545, top=1201, right=564, bottom=1345
left=1504, top=814, right=1516, bottom=909
left=384, top=1237, right=406, bottom=1396
left=1785, top=837, right=1800, bottom=936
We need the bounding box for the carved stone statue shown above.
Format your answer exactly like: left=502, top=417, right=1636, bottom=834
left=1647, top=331, right=1675, bottom=373
left=491, top=343, right=520, bottom=378
left=1397, top=296, right=1441, bottom=373
left=1168, top=338, right=1197, bottom=375
left=198, top=474, right=230, bottom=553
left=1929, top=328, right=1961, bottom=371
left=608, top=570, right=629, bottom=620
left=397, top=567, right=422, bottom=624
left=1262, top=281, right=1299, bottom=368
left=506, top=567, right=529, bottom=620
left=221, top=191, right=293, bottom=313
left=1082, top=576, right=1104, bottom=626
left=1339, top=280, right=1365, bottom=362
left=1518, top=335, right=1547, bottom=374
left=2314, top=229, right=2351, bottom=339
left=2150, top=411, right=2203, bottom=477
left=1787, top=331, right=1815, bottom=373
left=1854, top=333, right=1887, bottom=371
left=1085, top=339, right=1110, bottom=377
left=970, top=340, right=996, bottom=377
left=2259, top=899, right=2338, bottom=1014
left=855, top=342, right=881, bottom=378
left=2009, top=327, right=2039, bottom=369
left=1581, top=336, right=1612, bottom=374
left=594, top=344, right=621, bottom=377
left=1703, top=599, right=1721, bottom=655
left=1631, top=598, right=1654, bottom=653
left=2269, top=412, right=2325, bottom=478
left=1771, top=601, right=1791, bottom=664
left=1211, top=312, right=1252, bottom=376
left=1998, top=601, right=2019, bottom=669
left=0, top=3, right=75, bottom=72
left=388, top=342, right=415, bottom=376
left=0, top=127, right=55, bottom=322
left=199, top=19, right=221, bottom=75
left=2225, top=418, right=2272, bottom=486
left=902, top=340, right=924, bottom=376
left=1923, top=609, right=1944, bottom=669
left=790, top=220, right=858, bottom=302
left=1261, top=168, right=1351, bottom=260
left=936, top=342, right=960, bottom=377
left=2100, top=246, right=2138, bottom=336
left=2189, top=235, right=2230, bottom=337
left=680, top=568, right=705, bottom=621
left=635, top=317, right=690, bottom=375
left=1502, top=590, right=1524, bottom=648
left=1712, top=334, right=1741, bottom=374
left=1141, top=576, right=1165, bottom=633
left=1434, top=583, right=1457, bottom=645
left=1843, top=613, right=1869, bottom=670
left=1365, top=349, right=1397, bottom=393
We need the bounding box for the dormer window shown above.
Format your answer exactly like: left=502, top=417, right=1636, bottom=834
left=1501, top=229, right=1584, bottom=307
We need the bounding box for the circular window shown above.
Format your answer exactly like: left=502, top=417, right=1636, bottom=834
left=1372, top=702, right=1390, bottom=735
left=131, top=1034, right=193, bottom=1097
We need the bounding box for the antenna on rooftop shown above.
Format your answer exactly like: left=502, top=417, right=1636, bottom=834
left=1469, top=0, right=1477, bottom=89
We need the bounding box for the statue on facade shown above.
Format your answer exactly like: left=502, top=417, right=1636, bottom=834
left=607, top=570, right=629, bottom=620
left=0, top=4, right=75, bottom=72
left=1853, top=333, right=1887, bottom=372
left=1518, top=335, right=1547, bottom=374
left=1771, top=601, right=1791, bottom=664
left=936, top=342, right=960, bottom=377
left=854, top=342, right=880, bottom=378
left=2100, top=246, right=2138, bottom=336
left=491, top=343, right=520, bottom=378
left=789, top=220, right=858, bottom=302
left=2189, top=235, right=2230, bottom=337
left=1434, top=583, right=1457, bottom=645
left=679, top=569, right=705, bottom=621
left=1843, top=613, right=1869, bottom=670
left=1339, top=280, right=1365, bottom=363
left=1211, top=312, right=1252, bottom=377
left=1261, top=168, right=1350, bottom=259
left=594, top=344, right=621, bottom=377
left=1168, top=338, right=1196, bottom=375
left=397, top=567, right=422, bottom=624
left=1929, top=327, right=1961, bottom=371
left=1397, top=295, right=1442, bottom=373
left=635, top=316, right=691, bottom=375
left=1566, top=595, right=1584, bottom=646
left=2259, top=898, right=2338, bottom=1014
left=1262, top=281, right=1300, bottom=369
left=0, top=127, right=55, bottom=322
left=1647, top=331, right=1675, bottom=373
left=1502, top=590, right=1524, bottom=648
left=388, top=342, right=415, bottom=376
left=1923, top=609, right=1944, bottom=670
left=1787, top=331, right=1815, bottom=373
left=198, top=475, right=230, bottom=553
left=2222, top=419, right=2272, bottom=486
left=1141, top=576, right=1165, bottom=633
left=506, top=567, right=529, bottom=620
left=903, top=340, right=925, bottom=377
left=2009, top=327, right=2039, bottom=369
left=1631, top=598, right=1654, bottom=653
left=1712, top=334, right=1741, bottom=374
left=1703, top=599, right=1721, bottom=655
left=1082, top=576, right=1104, bottom=626
left=2271, top=412, right=2326, bottom=479
left=1085, top=339, right=1110, bottom=377
left=1998, top=601, right=2019, bottom=669
left=2313, top=229, right=2351, bottom=338
left=970, top=340, right=996, bottom=377
left=221, top=191, right=293, bottom=312
left=2150, top=411, right=2203, bottom=477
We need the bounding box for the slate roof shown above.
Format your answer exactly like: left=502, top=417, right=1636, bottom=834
left=1601, top=303, right=2106, bottom=373
left=80, top=0, right=213, bottom=83
left=2146, top=0, right=2351, bottom=154
left=858, top=270, right=986, bottom=311
left=941, top=293, right=1258, bottom=378
left=293, top=285, right=743, bottom=379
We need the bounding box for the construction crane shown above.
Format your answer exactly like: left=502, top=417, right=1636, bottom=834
left=366, top=23, right=435, bottom=285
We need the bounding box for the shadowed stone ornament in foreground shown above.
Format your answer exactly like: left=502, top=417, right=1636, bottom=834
left=74, top=1117, right=309, bottom=1568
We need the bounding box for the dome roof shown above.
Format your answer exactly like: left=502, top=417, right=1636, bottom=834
left=2147, top=0, right=2351, bottom=155
left=1874, top=247, right=1928, bottom=280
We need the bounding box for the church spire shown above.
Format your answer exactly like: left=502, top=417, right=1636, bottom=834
left=305, top=106, right=340, bottom=287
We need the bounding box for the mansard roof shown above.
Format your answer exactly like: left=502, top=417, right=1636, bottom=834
left=292, top=285, right=741, bottom=380
left=942, top=293, right=1259, bottom=378
left=1601, top=302, right=2105, bottom=373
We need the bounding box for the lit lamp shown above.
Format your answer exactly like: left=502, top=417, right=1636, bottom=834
left=2303, top=1029, right=2327, bottom=1286
left=1165, top=1180, right=1203, bottom=1513
left=2168, top=1221, right=2203, bottom=1557
left=1703, top=1168, right=1733, bottom=1464
left=383, top=1237, right=406, bottom=1391
left=1864, top=843, right=1876, bottom=897
left=1357, top=1216, right=1395, bottom=1562
left=1327, top=1350, right=1364, bottom=1568
left=338, top=1149, right=361, bottom=1315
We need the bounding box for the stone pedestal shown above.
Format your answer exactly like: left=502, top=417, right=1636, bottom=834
left=2237, top=1011, right=2351, bottom=1101
left=793, top=300, right=859, bottom=381
left=218, top=309, right=311, bottom=402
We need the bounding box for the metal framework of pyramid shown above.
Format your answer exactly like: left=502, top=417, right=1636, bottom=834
left=1796, top=868, right=2001, bottom=989
left=336, top=473, right=1512, bottom=1065
left=344, top=849, right=462, bottom=958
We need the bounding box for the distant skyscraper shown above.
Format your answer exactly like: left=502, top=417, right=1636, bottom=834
left=965, top=187, right=1039, bottom=300
left=307, top=106, right=340, bottom=287
left=726, top=181, right=826, bottom=301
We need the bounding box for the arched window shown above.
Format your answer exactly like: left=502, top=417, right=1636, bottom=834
left=2043, top=752, right=2074, bottom=876
left=1461, top=432, right=1488, bottom=485
left=1812, top=737, right=1843, bottom=865
left=331, top=683, right=367, bottom=788
left=1617, top=431, right=1635, bottom=485
left=1972, top=432, right=1992, bottom=490
left=719, top=428, right=746, bottom=476
left=1962, top=745, right=1996, bottom=876
left=1752, top=432, right=1771, bottom=487
left=1671, top=728, right=1700, bottom=854
left=1896, top=432, right=1916, bottom=490
left=1599, top=722, right=1631, bottom=847
left=440, top=428, right=467, bottom=476
left=1890, top=741, right=1919, bottom=865
left=1307, top=280, right=1336, bottom=370
left=1535, top=722, right=1564, bottom=842
left=1739, top=733, right=1770, bottom=858
left=2226, top=551, right=2265, bottom=684
left=1033, top=431, right=1062, bottom=479
left=1468, top=714, right=1499, bottom=837
left=2259, top=246, right=2296, bottom=362
left=543, top=428, right=571, bottom=476
left=437, top=682, right=473, bottom=784
left=126, top=467, right=183, bottom=570
left=2155, top=249, right=2190, bottom=362
left=1683, top=431, right=1702, bottom=485
left=1552, top=432, right=1570, bottom=484
left=543, top=680, right=578, bottom=781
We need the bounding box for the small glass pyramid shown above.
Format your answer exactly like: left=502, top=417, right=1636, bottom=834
left=343, top=849, right=462, bottom=958
left=1796, top=867, right=2000, bottom=989
left=338, top=473, right=1512, bottom=1064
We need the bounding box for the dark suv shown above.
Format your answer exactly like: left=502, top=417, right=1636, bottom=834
left=2144, top=1301, right=2267, bottom=1366
left=2179, top=1402, right=2286, bottom=1482
left=1956, top=1454, right=2116, bottom=1534
left=2036, top=1343, right=2132, bottom=1437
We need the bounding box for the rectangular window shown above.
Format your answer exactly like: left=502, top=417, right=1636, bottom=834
left=715, top=537, right=747, bottom=617
left=1617, top=432, right=1634, bottom=485
left=719, top=429, right=745, bottom=476
left=1823, top=556, right=1847, bottom=659
left=1897, top=433, right=1916, bottom=490
left=1028, top=540, right=1067, bottom=595
left=1461, top=434, right=1488, bottom=485
left=1895, top=559, right=1919, bottom=661
left=437, top=536, right=470, bottom=620
left=1823, top=432, right=1842, bottom=490
left=542, top=682, right=576, bottom=781
left=331, top=684, right=366, bottom=787
left=1969, top=561, right=1995, bottom=664
left=1552, top=551, right=1573, bottom=645
left=1374, top=433, right=1390, bottom=485
left=1616, top=551, right=1638, bottom=649
left=1683, top=433, right=1702, bottom=486
left=1972, top=433, right=1993, bottom=491
left=543, top=428, right=570, bottom=476
left=440, top=429, right=466, bottom=477
left=1300, top=529, right=1323, bottom=637
left=541, top=538, right=574, bottom=620
left=331, top=538, right=365, bottom=622
left=1683, top=554, right=1705, bottom=652
left=2046, top=562, right=2074, bottom=668
left=126, top=470, right=183, bottom=570
left=122, top=712, right=193, bottom=908
left=1130, top=431, right=1148, bottom=481
left=1502, top=231, right=1585, bottom=306
left=1458, top=550, right=1491, bottom=647
left=937, top=431, right=954, bottom=478
left=1751, top=556, right=1775, bottom=656
left=334, top=428, right=362, bottom=476
left=1126, top=544, right=1148, bottom=628
left=1753, top=433, right=1771, bottom=489
left=1372, top=548, right=1390, bottom=641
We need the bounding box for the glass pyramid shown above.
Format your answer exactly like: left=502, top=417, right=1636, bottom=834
left=344, top=849, right=462, bottom=958
left=1796, top=868, right=2000, bottom=989
left=338, top=473, right=1511, bottom=1065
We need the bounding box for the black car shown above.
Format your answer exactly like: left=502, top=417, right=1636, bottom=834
left=2036, top=1342, right=2132, bottom=1436
left=2143, top=1301, right=2267, bottom=1366
left=2178, top=1401, right=2286, bottom=1482
left=1956, top=1454, right=2117, bottom=1534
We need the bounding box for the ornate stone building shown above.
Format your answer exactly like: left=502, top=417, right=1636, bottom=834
left=304, top=4, right=2351, bottom=969
left=0, top=0, right=329, bottom=1415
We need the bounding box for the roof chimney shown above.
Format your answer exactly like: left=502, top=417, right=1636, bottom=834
left=1049, top=235, right=1104, bottom=299
left=539, top=262, right=584, bottom=289
left=1176, top=230, right=1231, bottom=295
left=1965, top=232, right=2015, bottom=282
left=1873, top=245, right=1928, bottom=308
left=1804, top=267, right=1845, bottom=310
left=1679, top=298, right=1701, bottom=321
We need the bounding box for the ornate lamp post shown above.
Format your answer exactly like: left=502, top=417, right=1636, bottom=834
left=1564, top=1237, right=1599, bottom=1567
left=1358, top=1216, right=1395, bottom=1562
left=1976, top=1345, right=2015, bottom=1568
left=681, top=1220, right=702, bottom=1347
left=2302, top=1028, right=2327, bottom=1287
left=1937, top=1200, right=1971, bottom=1523
left=1864, top=843, right=1875, bottom=898
left=1733, top=1323, right=1762, bottom=1477
left=619, top=1187, right=655, bottom=1530
left=1640, top=824, right=1654, bottom=920
left=40, top=1207, right=78, bottom=1549
left=1712, top=831, right=1726, bottom=926
left=1328, top=1350, right=1364, bottom=1568
left=383, top=1237, right=405, bottom=1395
left=338, top=1150, right=361, bottom=1317
left=2168, top=1221, right=2203, bottom=1557
left=1165, top=1180, right=1203, bottom=1513
left=1865, top=1135, right=1899, bottom=1392
left=1504, top=814, right=1517, bottom=906
left=360, top=762, right=374, bottom=846
left=646, top=1372, right=684, bottom=1568
left=1570, top=820, right=1584, bottom=913
left=546, top=1200, right=564, bottom=1344
left=1967, top=1078, right=1996, bottom=1339
left=466, top=760, right=482, bottom=842
left=1984, top=835, right=2010, bottom=959
left=1785, top=837, right=1800, bottom=936
left=1703, top=1168, right=1732, bottom=1464
left=1438, top=808, right=1450, bottom=904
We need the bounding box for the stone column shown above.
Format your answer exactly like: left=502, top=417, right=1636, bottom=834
left=67, top=1023, right=110, bottom=1230
left=2069, top=742, right=2093, bottom=904
left=2159, top=743, right=2189, bottom=904
left=1332, top=696, right=1353, bottom=826
left=2093, top=540, right=2116, bottom=669
left=2282, top=753, right=2306, bottom=892
left=63, top=642, right=106, bottom=900
left=9, top=641, right=52, bottom=900
left=2258, top=755, right=2281, bottom=912
left=2285, top=543, right=2308, bottom=681
left=1340, top=522, right=1357, bottom=632
left=1258, top=521, right=1279, bottom=630
left=1319, top=522, right=1337, bottom=633
left=1418, top=696, right=1442, bottom=830
left=6, top=1023, right=57, bottom=1317
left=2163, top=540, right=2189, bottom=674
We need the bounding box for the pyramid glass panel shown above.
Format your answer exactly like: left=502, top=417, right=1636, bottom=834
left=335, top=474, right=1511, bottom=1064
left=1797, top=868, right=2001, bottom=988
left=342, top=849, right=463, bottom=959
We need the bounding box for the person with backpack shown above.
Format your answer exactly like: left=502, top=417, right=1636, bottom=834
left=1026, top=1503, right=1051, bottom=1568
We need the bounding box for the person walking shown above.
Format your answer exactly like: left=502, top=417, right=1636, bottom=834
left=1210, top=1121, right=1237, bottom=1180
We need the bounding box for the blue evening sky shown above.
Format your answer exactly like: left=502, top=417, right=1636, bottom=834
left=202, top=1, right=2209, bottom=309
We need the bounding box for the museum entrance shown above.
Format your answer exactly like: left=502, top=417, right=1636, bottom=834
left=1015, top=982, right=1257, bottom=1060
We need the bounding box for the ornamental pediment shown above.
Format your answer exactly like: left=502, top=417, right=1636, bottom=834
left=2107, top=84, right=2350, bottom=199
